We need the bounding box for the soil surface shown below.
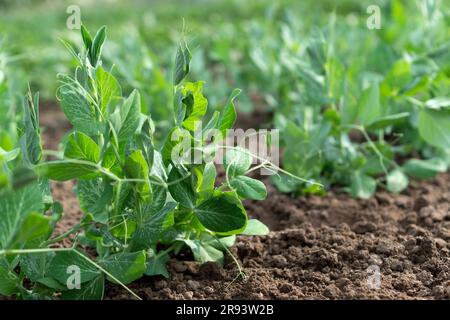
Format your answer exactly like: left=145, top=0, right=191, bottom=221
left=41, top=103, right=450, bottom=300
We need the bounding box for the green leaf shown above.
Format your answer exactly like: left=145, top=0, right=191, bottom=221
left=181, top=81, right=208, bottom=131
left=403, top=158, right=447, bottom=179
left=205, top=235, right=236, bottom=250
left=65, top=132, right=100, bottom=163
left=118, top=90, right=141, bottom=147
left=0, top=259, right=20, bottom=296
left=242, top=219, right=270, bottom=236
left=366, top=112, right=410, bottom=130
left=80, top=25, right=93, bottom=51
left=100, top=251, right=146, bottom=284
left=386, top=169, right=409, bottom=193
left=161, top=127, right=190, bottom=166
left=183, top=239, right=224, bottom=264
left=230, top=176, right=267, bottom=200
left=20, top=92, right=42, bottom=165
left=20, top=252, right=55, bottom=282
left=173, top=41, right=191, bottom=85
left=8, top=213, right=51, bottom=249
left=350, top=171, right=376, bottom=199
left=90, top=26, right=107, bottom=66
left=125, top=150, right=151, bottom=199
left=49, top=250, right=100, bottom=285
left=36, top=161, right=98, bottom=181
left=36, top=277, right=67, bottom=291
left=75, top=179, right=113, bottom=223
left=57, top=75, right=102, bottom=135
left=358, top=83, right=381, bottom=126
left=218, top=89, right=240, bottom=137
left=0, top=147, right=19, bottom=163
left=0, top=183, right=44, bottom=249
left=145, top=251, right=170, bottom=278
left=418, top=108, right=450, bottom=149
left=61, top=275, right=104, bottom=300
left=149, top=183, right=168, bottom=213
left=136, top=117, right=155, bottom=169
left=96, top=66, right=121, bottom=113
left=196, top=162, right=216, bottom=193
left=224, top=147, right=253, bottom=178
left=131, top=202, right=177, bottom=251
left=195, top=192, right=247, bottom=234
left=381, top=59, right=411, bottom=96
left=168, top=167, right=196, bottom=209
left=173, top=90, right=185, bottom=126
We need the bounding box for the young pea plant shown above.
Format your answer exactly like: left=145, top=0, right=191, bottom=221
left=0, top=25, right=272, bottom=300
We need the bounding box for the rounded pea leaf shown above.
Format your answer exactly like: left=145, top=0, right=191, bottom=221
left=230, top=176, right=267, bottom=200
left=145, top=252, right=170, bottom=278
left=183, top=239, right=224, bottom=264
left=61, top=275, right=104, bottom=300
left=418, top=108, right=450, bottom=150
left=242, top=219, right=269, bottom=236
left=366, top=112, right=410, bottom=130
left=35, top=161, right=98, bottom=181
left=223, top=147, right=253, bottom=178
left=64, top=132, right=100, bottom=163
left=350, top=171, right=376, bottom=199
left=99, top=251, right=146, bottom=285
left=403, top=158, right=447, bottom=179
left=168, top=167, right=196, bottom=209
left=386, top=169, right=409, bottom=193
left=49, top=250, right=100, bottom=285
left=194, top=193, right=247, bottom=234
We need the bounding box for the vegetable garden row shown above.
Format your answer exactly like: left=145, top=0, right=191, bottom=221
left=0, top=0, right=449, bottom=300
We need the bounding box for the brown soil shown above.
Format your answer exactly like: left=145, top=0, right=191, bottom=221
left=41, top=103, right=450, bottom=300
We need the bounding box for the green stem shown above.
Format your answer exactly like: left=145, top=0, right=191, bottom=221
left=43, top=222, right=89, bottom=246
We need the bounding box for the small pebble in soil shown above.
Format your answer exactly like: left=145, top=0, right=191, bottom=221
left=395, top=196, right=410, bottom=208
left=390, top=260, right=404, bottom=272
left=187, top=280, right=201, bottom=291
left=402, top=212, right=417, bottom=225
left=183, top=291, right=194, bottom=299
left=203, top=286, right=214, bottom=294
left=368, top=254, right=382, bottom=266
left=323, top=284, right=340, bottom=299
left=335, top=278, right=351, bottom=290
left=176, top=283, right=186, bottom=292
left=432, top=286, right=446, bottom=299
left=430, top=210, right=446, bottom=221
left=414, top=196, right=430, bottom=211
left=199, top=262, right=222, bottom=280
left=279, top=283, right=293, bottom=293
left=352, top=221, right=377, bottom=234
left=272, top=254, right=288, bottom=268
left=154, top=280, right=168, bottom=291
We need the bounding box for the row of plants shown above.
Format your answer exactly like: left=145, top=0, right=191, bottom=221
left=127, top=0, right=449, bottom=197
left=1, top=0, right=448, bottom=300
left=264, top=1, right=450, bottom=197
left=0, top=25, right=272, bottom=299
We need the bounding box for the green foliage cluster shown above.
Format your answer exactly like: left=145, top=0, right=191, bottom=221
left=0, top=26, right=269, bottom=300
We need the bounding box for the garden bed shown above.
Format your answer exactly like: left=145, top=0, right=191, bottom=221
left=41, top=102, right=450, bottom=300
